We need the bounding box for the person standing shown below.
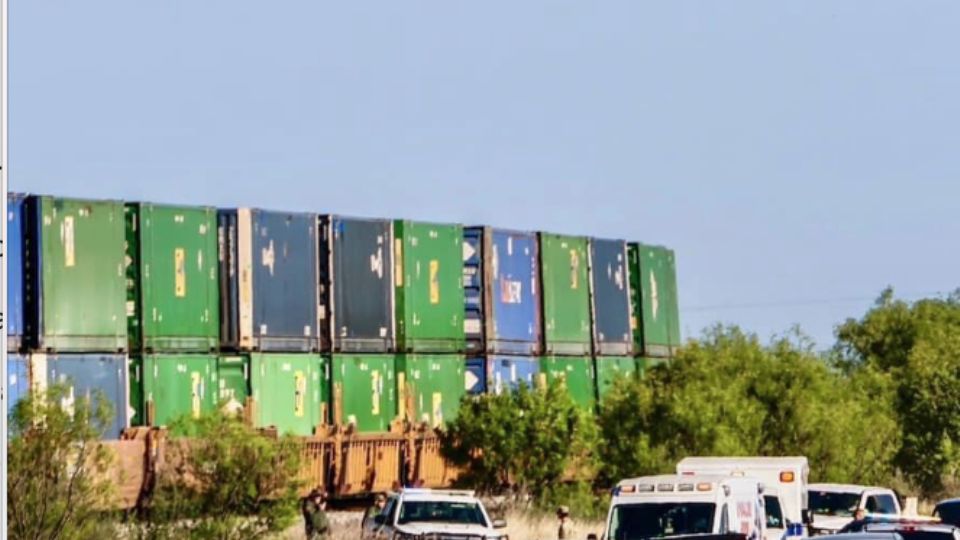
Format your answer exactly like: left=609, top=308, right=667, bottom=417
left=362, top=493, right=388, bottom=530
left=557, top=506, right=575, bottom=540
left=302, top=489, right=331, bottom=539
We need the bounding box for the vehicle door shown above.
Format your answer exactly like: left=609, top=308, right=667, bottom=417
left=368, top=496, right=398, bottom=539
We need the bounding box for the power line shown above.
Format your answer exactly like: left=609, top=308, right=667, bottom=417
left=682, top=290, right=952, bottom=313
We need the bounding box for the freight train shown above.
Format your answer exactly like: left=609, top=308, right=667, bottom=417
left=6, top=193, right=681, bottom=441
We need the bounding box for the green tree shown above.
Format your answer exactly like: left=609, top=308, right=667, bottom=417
left=836, top=289, right=960, bottom=495
left=7, top=384, right=118, bottom=540
left=136, top=413, right=303, bottom=539
left=441, top=382, right=595, bottom=502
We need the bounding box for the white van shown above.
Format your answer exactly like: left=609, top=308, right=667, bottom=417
left=677, top=457, right=811, bottom=540
left=599, top=474, right=766, bottom=540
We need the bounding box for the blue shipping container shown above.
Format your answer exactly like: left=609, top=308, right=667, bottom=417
left=487, top=356, right=541, bottom=394
left=7, top=193, right=24, bottom=350
left=464, top=357, right=486, bottom=395
left=34, top=353, right=130, bottom=439
left=464, top=227, right=541, bottom=355
left=7, top=353, right=29, bottom=419
left=218, top=209, right=319, bottom=352
left=589, top=238, right=633, bottom=356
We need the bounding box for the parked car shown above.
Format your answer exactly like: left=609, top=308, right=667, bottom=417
left=808, top=484, right=901, bottom=534
left=934, top=500, right=960, bottom=528
left=859, top=522, right=960, bottom=540
left=841, top=518, right=943, bottom=534
left=361, top=488, right=508, bottom=540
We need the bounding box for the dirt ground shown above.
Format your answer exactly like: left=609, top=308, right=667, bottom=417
left=280, top=510, right=603, bottom=540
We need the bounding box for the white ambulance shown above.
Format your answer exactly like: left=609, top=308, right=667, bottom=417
left=677, top=457, right=811, bottom=540
left=599, top=474, right=766, bottom=540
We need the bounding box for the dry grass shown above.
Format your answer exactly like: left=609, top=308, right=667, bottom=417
left=278, top=509, right=604, bottom=540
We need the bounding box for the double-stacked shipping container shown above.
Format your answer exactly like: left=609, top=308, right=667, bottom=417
left=393, top=220, right=466, bottom=429
left=463, top=227, right=542, bottom=397
left=216, top=208, right=325, bottom=436
left=589, top=238, right=639, bottom=403
left=18, top=195, right=130, bottom=438
left=127, top=203, right=220, bottom=429
left=628, top=243, right=682, bottom=366
left=538, top=232, right=595, bottom=409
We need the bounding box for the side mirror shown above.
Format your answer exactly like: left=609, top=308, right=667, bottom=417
left=493, top=519, right=507, bottom=529
left=587, top=534, right=599, bottom=540
left=802, top=510, right=813, bottom=526
left=373, top=514, right=386, bottom=526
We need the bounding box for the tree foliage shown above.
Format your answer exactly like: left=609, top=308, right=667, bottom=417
left=7, top=384, right=118, bottom=540
left=441, top=382, right=596, bottom=502
left=596, top=326, right=899, bottom=487
left=837, top=289, right=960, bottom=495
left=134, top=413, right=303, bottom=539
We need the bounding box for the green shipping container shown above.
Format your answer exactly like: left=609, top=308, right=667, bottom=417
left=539, top=233, right=592, bottom=356
left=397, top=354, right=465, bottom=429
left=331, top=354, right=397, bottom=433
left=142, top=354, right=218, bottom=426
left=394, top=220, right=465, bottom=353
left=540, top=356, right=596, bottom=410
left=594, top=356, right=638, bottom=402
left=629, top=244, right=681, bottom=358
left=250, top=353, right=328, bottom=436
left=126, top=203, right=219, bottom=352
left=25, top=196, right=127, bottom=352
left=218, top=355, right=250, bottom=412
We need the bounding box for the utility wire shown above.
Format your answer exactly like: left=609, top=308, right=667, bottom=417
left=682, top=290, right=952, bottom=313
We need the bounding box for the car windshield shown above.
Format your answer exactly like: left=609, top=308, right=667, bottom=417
left=765, top=496, right=785, bottom=529
left=810, top=491, right=861, bottom=517
left=397, top=500, right=487, bottom=526
left=936, top=504, right=960, bottom=527
left=608, top=502, right=717, bottom=540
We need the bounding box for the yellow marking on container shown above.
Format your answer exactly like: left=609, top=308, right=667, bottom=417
left=394, top=239, right=403, bottom=287
left=372, top=370, right=383, bottom=415
left=191, top=372, right=202, bottom=418
left=63, top=216, right=76, bottom=267
left=294, top=371, right=306, bottom=418
left=432, top=392, right=443, bottom=428
left=429, top=260, right=440, bottom=304
left=569, top=249, right=579, bottom=289
left=174, top=248, right=187, bottom=297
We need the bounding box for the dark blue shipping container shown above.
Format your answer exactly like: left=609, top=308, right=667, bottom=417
left=7, top=193, right=25, bottom=351
left=487, top=356, right=541, bottom=394
left=319, top=216, right=395, bottom=353
left=7, top=353, right=29, bottom=418
left=589, top=238, right=633, bottom=356
left=464, top=357, right=486, bottom=395
left=36, top=353, right=130, bottom=439
left=463, top=227, right=541, bottom=355
left=218, top=209, right=319, bottom=352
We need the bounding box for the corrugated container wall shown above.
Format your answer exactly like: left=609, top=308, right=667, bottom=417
left=218, top=354, right=250, bottom=411
left=589, top=239, right=633, bottom=356
left=319, top=216, right=395, bottom=353
left=142, top=353, right=218, bottom=427
left=331, top=354, right=397, bottom=433
left=397, top=354, right=465, bottom=429
left=594, top=356, right=638, bottom=402
left=24, top=196, right=127, bottom=352
left=540, top=356, right=595, bottom=410
left=487, top=355, right=541, bottom=394
left=250, top=353, right=327, bottom=436
left=394, top=220, right=465, bottom=353
left=126, top=204, right=219, bottom=352
left=538, top=233, right=592, bottom=356
left=32, top=353, right=130, bottom=439
left=464, top=227, right=541, bottom=356
left=218, top=209, right=319, bottom=352
left=7, top=353, right=29, bottom=418
left=629, top=243, right=681, bottom=358
left=8, top=193, right=24, bottom=351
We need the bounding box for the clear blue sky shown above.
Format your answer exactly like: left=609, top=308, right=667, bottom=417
left=12, top=2, right=960, bottom=348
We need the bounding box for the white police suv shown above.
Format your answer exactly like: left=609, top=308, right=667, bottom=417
left=361, top=488, right=509, bottom=540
